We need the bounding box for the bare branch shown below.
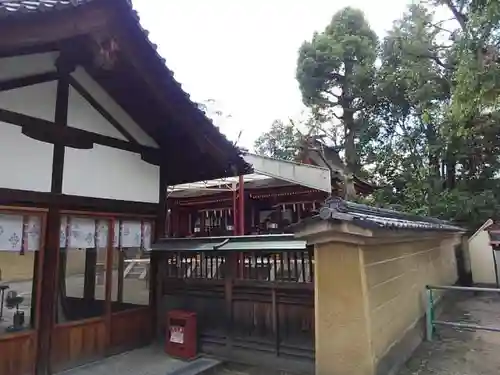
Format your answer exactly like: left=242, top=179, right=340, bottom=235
left=404, top=48, right=452, bottom=70
left=328, top=89, right=341, bottom=99
left=442, top=0, right=467, bottom=31
left=332, top=112, right=343, bottom=121
left=424, top=20, right=455, bottom=34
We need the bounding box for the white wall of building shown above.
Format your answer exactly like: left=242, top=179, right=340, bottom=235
left=469, top=219, right=497, bottom=285
left=0, top=124, right=54, bottom=192
left=0, top=53, right=57, bottom=192
left=0, top=53, right=160, bottom=202
left=0, top=52, right=58, bottom=81
left=63, top=145, right=159, bottom=203
left=70, top=67, right=159, bottom=148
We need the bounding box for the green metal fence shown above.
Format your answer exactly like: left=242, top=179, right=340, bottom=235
left=425, top=284, right=500, bottom=341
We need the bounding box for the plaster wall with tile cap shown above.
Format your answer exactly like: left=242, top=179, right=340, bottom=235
left=292, top=198, right=463, bottom=375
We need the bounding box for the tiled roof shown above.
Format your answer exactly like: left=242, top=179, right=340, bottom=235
left=0, top=0, right=91, bottom=15
left=0, top=0, right=252, bottom=175
left=316, top=197, right=463, bottom=232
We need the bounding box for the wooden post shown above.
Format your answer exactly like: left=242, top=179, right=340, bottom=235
left=83, top=249, right=97, bottom=300
left=154, top=253, right=165, bottom=338
left=36, top=51, right=74, bottom=375
left=104, top=219, right=114, bottom=350
left=271, top=287, right=280, bottom=356
left=224, top=253, right=236, bottom=352
left=232, top=182, right=238, bottom=235
left=238, top=175, right=245, bottom=235
left=237, top=175, right=245, bottom=276
left=150, top=166, right=167, bottom=337
left=37, top=210, right=61, bottom=375
left=116, top=251, right=124, bottom=302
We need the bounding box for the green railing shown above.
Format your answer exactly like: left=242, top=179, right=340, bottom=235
left=426, top=284, right=500, bottom=341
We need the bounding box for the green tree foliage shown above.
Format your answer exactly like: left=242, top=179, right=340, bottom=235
left=254, top=2, right=500, bottom=230
left=254, top=120, right=301, bottom=161
left=296, top=7, right=378, bottom=175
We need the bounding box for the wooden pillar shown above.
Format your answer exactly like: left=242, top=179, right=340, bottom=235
left=36, top=52, right=74, bottom=375
left=224, top=253, right=236, bottom=352
left=238, top=175, right=245, bottom=235
left=83, top=249, right=97, bottom=300
left=116, top=251, right=125, bottom=302
left=150, top=165, right=167, bottom=336
left=104, top=219, right=114, bottom=350
left=232, top=182, right=238, bottom=235
left=170, top=203, right=179, bottom=237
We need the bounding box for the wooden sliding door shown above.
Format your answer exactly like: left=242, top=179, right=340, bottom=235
left=0, top=207, right=46, bottom=375
left=49, top=212, right=155, bottom=373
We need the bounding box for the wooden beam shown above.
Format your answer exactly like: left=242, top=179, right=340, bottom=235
left=0, top=71, right=59, bottom=92
left=69, top=76, right=138, bottom=144
left=0, top=188, right=158, bottom=216
left=0, top=3, right=110, bottom=53
left=51, top=69, right=71, bottom=193
left=0, top=108, right=159, bottom=154
left=0, top=45, right=58, bottom=59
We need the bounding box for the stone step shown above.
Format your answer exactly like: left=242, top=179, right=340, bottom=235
left=167, top=357, right=223, bottom=375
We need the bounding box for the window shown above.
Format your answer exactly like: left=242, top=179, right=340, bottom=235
left=0, top=212, right=44, bottom=336
left=57, top=216, right=111, bottom=322
left=56, top=216, right=154, bottom=321
left=111, top=220, right=153, bottom=311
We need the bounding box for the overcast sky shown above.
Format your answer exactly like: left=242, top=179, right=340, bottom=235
left=132, top=0, right=411, bottom=149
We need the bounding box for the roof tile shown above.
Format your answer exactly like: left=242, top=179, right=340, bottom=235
left=0, top=1, right=90, bottom=15
left=316, top=197, right=463, bottom=232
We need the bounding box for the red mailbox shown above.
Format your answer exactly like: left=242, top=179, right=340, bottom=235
left=165, top=310, right=197, bottom=359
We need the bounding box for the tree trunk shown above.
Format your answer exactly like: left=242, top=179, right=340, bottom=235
left=341, top=59, right=358, bottom=200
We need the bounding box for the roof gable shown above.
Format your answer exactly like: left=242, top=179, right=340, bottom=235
left=0, top=0, right=252, bottom=184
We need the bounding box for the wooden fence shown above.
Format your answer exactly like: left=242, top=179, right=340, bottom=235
left=158, top=249, right=314, bottom=369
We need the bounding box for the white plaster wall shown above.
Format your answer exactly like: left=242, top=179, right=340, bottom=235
left=0, top=52, right=58, bottom=81
left=0, top=69, right=56, bottom=191
left=0, top=124, right=53, bottom=192
left=68, top=86, right=127, bottom=140
left=469, top=230, right=496, bottom=284
left=70, top=67, right=159, bottom=148
left=0, top=81, right=57, bottom=121
left=0, top=53, right=159, bottom=199
left=62, top=144, right=159, bottom=203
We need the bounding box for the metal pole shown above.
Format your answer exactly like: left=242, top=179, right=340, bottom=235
left=238, top=175, right=245, bottom=235
left=433, top=320, right=500, bottom=332
left=425, top=288, right=434, bottom=341
left=427, top=285, right=500, bottom=293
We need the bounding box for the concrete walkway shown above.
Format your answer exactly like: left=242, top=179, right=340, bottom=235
left=56, top=346, right=221, bottom=375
